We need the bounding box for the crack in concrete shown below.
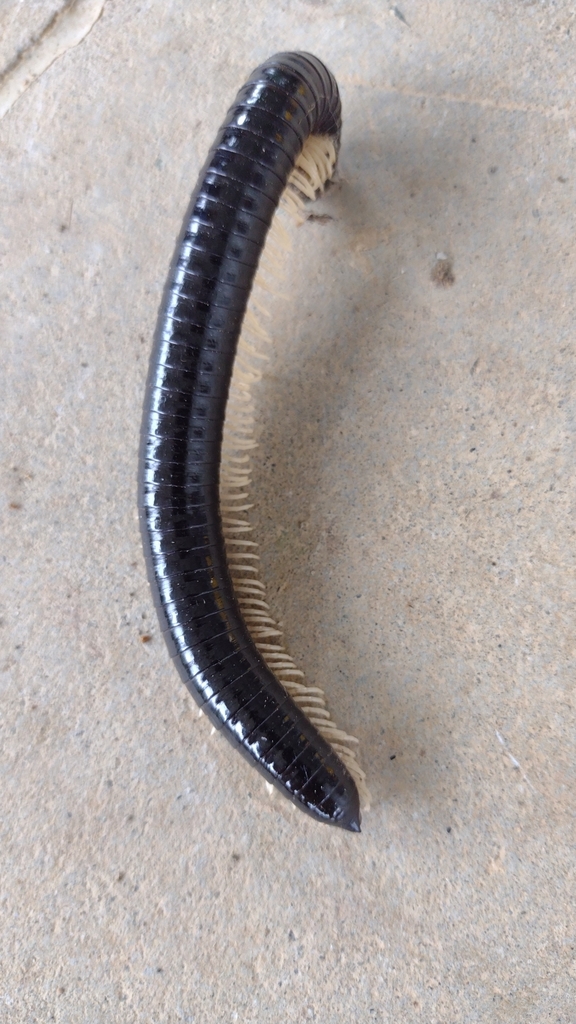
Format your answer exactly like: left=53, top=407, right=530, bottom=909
left=340, top=76, right=574, bottom=120
left=495, top=729, right=538, bottom=795
left=0, top=0, right=105, bottom=121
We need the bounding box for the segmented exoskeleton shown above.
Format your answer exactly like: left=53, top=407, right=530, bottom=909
left=139, top=52, right=365, bottom=830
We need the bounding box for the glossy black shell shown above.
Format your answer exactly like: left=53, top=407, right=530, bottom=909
left=139, top=52, right=361, bottom=831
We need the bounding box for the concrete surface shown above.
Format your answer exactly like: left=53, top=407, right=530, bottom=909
left=1, top=1, right=575, bottom=1021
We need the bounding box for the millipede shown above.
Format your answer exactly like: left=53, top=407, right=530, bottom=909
left=139, top=52, right=368, bottom=830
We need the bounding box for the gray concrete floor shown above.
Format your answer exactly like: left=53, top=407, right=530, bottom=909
left=1, top=2, right=575, bottom=1021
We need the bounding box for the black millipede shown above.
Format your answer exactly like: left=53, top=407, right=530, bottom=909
left=139, top=52, right=368, bottom=831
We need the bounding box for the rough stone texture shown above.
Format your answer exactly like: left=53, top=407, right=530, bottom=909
left=1, top=2, right=575, bottom=1021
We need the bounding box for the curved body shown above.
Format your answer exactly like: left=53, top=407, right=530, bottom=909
left=139, top=52, right=361, bottom=831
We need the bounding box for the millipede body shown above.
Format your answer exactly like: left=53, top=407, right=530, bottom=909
left=139, top=52, right=363, bottom=830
